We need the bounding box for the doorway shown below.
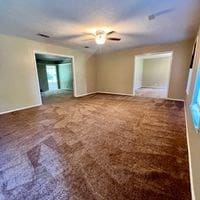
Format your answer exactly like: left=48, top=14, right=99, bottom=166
left=34, top=52, right=74, bottom=104
left=133, top=52, right=173, bottom=99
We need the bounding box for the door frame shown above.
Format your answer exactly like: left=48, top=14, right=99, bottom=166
left=133, top=51, right=174, bottom=99
left=33, top=50, right=76, bottom=104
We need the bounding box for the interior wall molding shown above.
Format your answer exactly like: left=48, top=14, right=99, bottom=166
left=75, top=91, right=97, bottom=97
left=97, top=91, right=134, bottom=96
left=0, top=92, right=185, bottom=115
left=97, top=91, right=185, bottom=101
left=0, top=103, right=42, bottom=115
left=141, top=86, right=168, bottom=89
left=184, top=103, right=196, bottom=200
left=166, top=97, right=184, bottom=102
left=0, top=91, right=96, bottom=115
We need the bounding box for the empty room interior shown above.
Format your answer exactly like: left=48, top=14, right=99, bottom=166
left=35, top=53, right=74, bottom=103
left=134, top=52, right=172, bottom=98
left=0, top=1, right=200, bottom=200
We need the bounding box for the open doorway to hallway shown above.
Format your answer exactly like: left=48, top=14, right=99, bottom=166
left=35, top=52, right=74, bottom=104
left=133, top=52, right=173, bottom=99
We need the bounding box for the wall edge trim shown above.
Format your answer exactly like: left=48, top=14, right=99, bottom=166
left=0, top=103, right=42, bottom=115
left=97, top=91, right=134, bottom=96
left=184, top=102, right=196, bottom=200
left=75, top=92, right=97, bottom=97
left=166, top=97, right=184, bottom=102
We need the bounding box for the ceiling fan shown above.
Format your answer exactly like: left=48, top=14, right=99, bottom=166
left=82, top=30, right=121, bottom=45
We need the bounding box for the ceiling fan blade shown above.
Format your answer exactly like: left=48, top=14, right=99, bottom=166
left=107, top=37, right=121, bottom=41
left=53, top=32, right=94, bottom=41
left=148, top=8, right=174, bottom=20
left=107, top=31, right=116, bottom=35
left=122, top=33, right=147, bottom=38
left=82, top=38, right=94, bottom=41
left=83, top=32, right=95, bottom=36
left=53, top=34, right=83, bottom=40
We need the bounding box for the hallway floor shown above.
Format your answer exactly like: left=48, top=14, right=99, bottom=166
left=135, top=87, right=167, bottom=99
left=42, top=90, right=73, bottom=104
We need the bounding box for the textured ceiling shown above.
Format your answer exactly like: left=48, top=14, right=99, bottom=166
left=0, top=0, right=199, bottom=53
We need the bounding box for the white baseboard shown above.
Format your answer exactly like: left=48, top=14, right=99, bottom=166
left=0, top=92, right=95, bottom=114
left=97, top=91, right=185, bottom=102
left=166, top=97, right=184, bottom=102
left=97, top=91, right=133, bottom=96
left=0, top=93, right=185, bottom=115
left=75, top=92, right=96, bottom=97
left=0, top=103, right=42, bottom=115
left=184, top=103, right=196, bottom=200
left=141, top=86, right=167, bottom=89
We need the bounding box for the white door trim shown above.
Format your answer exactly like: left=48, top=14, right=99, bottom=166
left=133, top=51, right=174, bottom=100
left=33, top=50, right=77, bottom=104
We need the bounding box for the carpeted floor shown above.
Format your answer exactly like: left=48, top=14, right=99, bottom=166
left=0, top=94, right=190, bottom=200
left=42, top=90, right=73, bottom=104
left=135, top=87, right=167, bottom=99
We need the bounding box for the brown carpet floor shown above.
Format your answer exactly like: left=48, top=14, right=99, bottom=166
left=0, top=94, right=190, bottom=200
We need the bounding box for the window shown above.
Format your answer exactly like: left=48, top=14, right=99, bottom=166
left=46, top=65, right=58, bottom=91
left=190, top=65, right=200, bottom=129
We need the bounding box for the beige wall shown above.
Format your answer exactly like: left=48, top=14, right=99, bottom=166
left=0, top=34, right=96, bottom=113
left=185, top=27, right=200, bottom=200
left=142, top=57, right=171, bottom=88
left=96, top=40, right=193, bottom=99
left=0, top=32, right=198, bottom=198
left=0, top=35, right=192, bottom=114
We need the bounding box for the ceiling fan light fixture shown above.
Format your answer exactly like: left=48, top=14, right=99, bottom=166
left=95, top=30, right=106, bottom=45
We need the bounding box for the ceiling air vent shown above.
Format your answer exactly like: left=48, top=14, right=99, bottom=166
left=37, top=33, right=50, bottom=38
